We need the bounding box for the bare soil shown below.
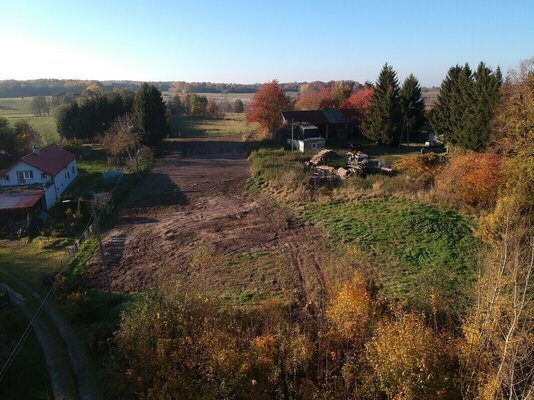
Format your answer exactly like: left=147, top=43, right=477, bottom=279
left=84, top=137, right=326, bottom=307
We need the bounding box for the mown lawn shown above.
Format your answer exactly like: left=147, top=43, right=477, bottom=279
left=300, top=197, right=479, bottom=313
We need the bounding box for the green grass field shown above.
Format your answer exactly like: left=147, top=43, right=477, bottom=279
left=0, top=97, right=59, bottom=144
left=169, top=113, right=258, bottom=138
left=300, top=197, right=478, bottom=313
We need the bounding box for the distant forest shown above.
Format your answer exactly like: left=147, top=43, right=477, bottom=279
left=0, top=79, right=439, bottom=98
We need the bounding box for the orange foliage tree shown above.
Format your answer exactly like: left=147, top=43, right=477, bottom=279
left=294, top=85, right=334, bottom=110
left=246, top=80, right=291, bottom=138
left=341, top=87, right=374, bottom=133
left=434, top=153, right=502, bottom=209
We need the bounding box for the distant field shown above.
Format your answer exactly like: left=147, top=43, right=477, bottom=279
left=422, top=90, right=439, bottom=108
left=0, top=97, right=59, bottom=144
left=168, top=112, right=258, bottom=138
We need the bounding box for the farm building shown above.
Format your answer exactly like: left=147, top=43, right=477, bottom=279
left=286, top=124, right=326, bottom=152
left=0, top=144, right=77, bottom=210
left=281, top=109, right=357, bottom=140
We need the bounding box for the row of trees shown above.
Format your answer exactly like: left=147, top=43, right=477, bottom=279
left=168, top=93, right=244, bottom=118
left=431, top=63, right=502, bottom=151
left=55, top=84, right=167, bottom=145
left=246, top=66, right=426, bottom=143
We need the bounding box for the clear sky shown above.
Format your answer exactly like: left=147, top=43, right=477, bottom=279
left=0, top=0, right=532, bottom=86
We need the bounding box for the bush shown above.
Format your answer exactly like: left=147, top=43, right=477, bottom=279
left=395, top=153, right=448, bottom=178
left=365, top=312, right=459, bottom=399
left=434, top=153, right=502, bottom=209
left=63, top=291, right=95, bottom=323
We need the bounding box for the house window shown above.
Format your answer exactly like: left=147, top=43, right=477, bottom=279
left=72, top=166, right=76, bottom=174
left=41, top=173, right=46, bottom=179
left=3, top=175, right=9, bottom=182
left=312, top=143, right=317, bottom=149
left=22, top=170, right=33, bottom=179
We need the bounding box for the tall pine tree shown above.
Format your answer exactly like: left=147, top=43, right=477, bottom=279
left=367, top=63, right=401, bottom=145
left=399, top=74, right=426, bottom=146
left=431, top=63, right=501, bottom=151
left=133, top=83, right=168, bottom=145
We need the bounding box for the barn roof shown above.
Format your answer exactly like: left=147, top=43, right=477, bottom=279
left=321, top=109, right=346, bottom=124
left=281, top=110, right=328, bottom=125
left=19, top=144, right=75, bottom=176
left=0, top=190, right=43, bottom=210
left=281, top=109, right=351, bottom=125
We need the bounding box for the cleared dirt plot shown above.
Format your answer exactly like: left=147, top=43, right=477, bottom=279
left=84, top=137, right=326, bottom=306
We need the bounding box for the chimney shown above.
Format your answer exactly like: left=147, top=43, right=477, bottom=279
left=33, top=146, right=40, bottom=155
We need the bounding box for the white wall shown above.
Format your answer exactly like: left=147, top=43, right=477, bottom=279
left=0, top=161, right=52, bottom=187
left=43, top=184, right=57, bottom=210
left=52, top=159, right=77, bottom=196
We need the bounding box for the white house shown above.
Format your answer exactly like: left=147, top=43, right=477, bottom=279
left=0, top=144, right=77, bottom=210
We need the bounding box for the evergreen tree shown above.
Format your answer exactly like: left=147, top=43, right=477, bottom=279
left=133, top=83, right=168, bottom=145
left=234, top=99, right=244, bottom=113
left=431, top=63, right=501, bottom=151
left=367, top=63, right=401, bottom=145
left=399, top=74, right=426, bottom=146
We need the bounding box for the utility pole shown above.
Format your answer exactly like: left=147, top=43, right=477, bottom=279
left=291, top=118, right=295, bottom=151
left=63, top=199, right=112, bottom=297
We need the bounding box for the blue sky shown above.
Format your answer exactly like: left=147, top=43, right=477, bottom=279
left=0, top=0, right=532, bottom=86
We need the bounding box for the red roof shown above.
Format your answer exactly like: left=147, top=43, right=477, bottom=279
left=0, top=190, right=43, bottom=210
left=20, top=144, right=75, bottom=176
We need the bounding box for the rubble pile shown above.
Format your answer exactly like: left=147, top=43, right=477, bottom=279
left=305, top=149, right=393, bottom=188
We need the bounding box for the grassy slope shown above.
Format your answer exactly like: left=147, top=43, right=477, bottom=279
left=0, top=97, right=59, bottom=144
left=248, top=146, right=479, bottom=313
left=300, top=198, right=477, bottom=305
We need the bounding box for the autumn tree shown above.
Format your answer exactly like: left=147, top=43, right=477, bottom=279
left=331, top=81, right=352, bottom=106
left=295, top=85, right=334, bottom=110
left=341, top=86, right=374, bottom=134
left=323, top=271, right=375, bottom=396
left=461, top=214, right=534, bottom=400
left=0, top=118, right=40, bottom=167
left=246, top=80, right=291, bottom=139
left=365, top=312, right=458, bottom=399
left=399, top=74, right=426, bottom=146
left=491, top=57, right=534, bottom=155
left=205, top=99, right=219, bottom=118
left=102, top=114, right=140, bottom=168
left=367, top=63, right=401, bottom=145
left=133, top=83, right=168, bottom=145
left=434, top=153, right=502, bottom=209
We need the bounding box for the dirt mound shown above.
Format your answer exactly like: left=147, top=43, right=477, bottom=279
left=84, top=137, right=325, bottom=307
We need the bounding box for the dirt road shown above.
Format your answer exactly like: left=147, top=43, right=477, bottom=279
left=85, top=137, right=325, bottom=307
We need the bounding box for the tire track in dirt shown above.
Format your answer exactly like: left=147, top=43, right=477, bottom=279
left=84, top=137, right=326, bottom=310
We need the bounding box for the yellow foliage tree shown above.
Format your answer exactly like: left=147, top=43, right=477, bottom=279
left=365, top=312, right=458, bottom=399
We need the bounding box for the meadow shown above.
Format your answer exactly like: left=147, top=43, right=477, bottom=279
left=169, top=112, right=258, bottom=138
left=0, top=97, right=59, bottom=144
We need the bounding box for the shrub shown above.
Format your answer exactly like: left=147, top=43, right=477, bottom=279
left=365, top=312, right=459, bottom=399
left=64, top=291, right=95, bottom=323
left=395, top=153, right=448, bottom=178
left=434, top=153, right=502, bottom=209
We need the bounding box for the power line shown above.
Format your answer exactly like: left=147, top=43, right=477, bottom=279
left=0, top=168, right=127, bottom=383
